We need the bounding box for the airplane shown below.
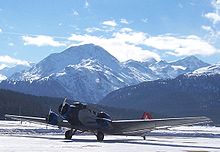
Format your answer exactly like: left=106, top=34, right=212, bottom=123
left=5, top=98, right=211, bottom=142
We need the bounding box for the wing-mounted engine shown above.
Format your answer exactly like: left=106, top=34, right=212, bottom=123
left=58, top=98, right=72, bottom=119
left=46, top=109, right=63, bottom=125
left=96, top=112, right=112, bottom=129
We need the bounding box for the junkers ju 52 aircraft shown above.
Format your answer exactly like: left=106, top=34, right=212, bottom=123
left=5, top=98, right=211, bottom=141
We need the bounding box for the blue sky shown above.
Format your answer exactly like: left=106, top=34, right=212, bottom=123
left=0, top=0, right=220, bottom=68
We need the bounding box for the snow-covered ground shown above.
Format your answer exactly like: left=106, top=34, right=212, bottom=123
left=0, top=121, right=220, bottom=152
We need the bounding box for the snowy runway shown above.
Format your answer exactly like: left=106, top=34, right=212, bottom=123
left=0, top=121, right=220, bottom=152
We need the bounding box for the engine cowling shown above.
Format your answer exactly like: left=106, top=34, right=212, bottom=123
left=96, top=112, right=112, bottom=129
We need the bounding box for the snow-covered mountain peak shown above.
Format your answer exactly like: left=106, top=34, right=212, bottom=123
left=24, top=44, right=120, bottom=78
left=187, top=63, right=220, bottom=77
left=142, top=57, right=157, bottom=65
left=63, top=44, right=119, bottom=64
left=171, top=55, right=209, bottom=71
left=155, top=60, right=169, bottom=67
left=122, top=59, right=152, bottom=72
left=0, top=64, right=33, bottom=81
left=0, top=74, right=7, bottom=82
left=122, top=59, right=142, bottom=66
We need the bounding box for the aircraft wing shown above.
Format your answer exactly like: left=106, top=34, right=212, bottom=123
left=111, top=116, right=211, bottom=136
left=5, top=114, right=72, bottom=129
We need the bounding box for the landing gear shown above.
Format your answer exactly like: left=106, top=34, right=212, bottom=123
left=96, top=131, right=104, bottom=142
left=65, top=130, right=73, bottom=139
left=65, top=129, right=77, bottom=139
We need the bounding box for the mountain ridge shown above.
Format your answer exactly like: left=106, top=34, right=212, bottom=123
left=0, top=44, right=211, bottom=103
left=99, top=73, right=220, bottom=124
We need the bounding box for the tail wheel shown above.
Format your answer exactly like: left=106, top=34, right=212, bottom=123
left=65, top=130, right=73, bottom=139
left=96, top=131, right=104, bottom=142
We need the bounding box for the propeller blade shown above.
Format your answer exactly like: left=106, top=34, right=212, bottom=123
left=61, top=97, right=67, bottom=112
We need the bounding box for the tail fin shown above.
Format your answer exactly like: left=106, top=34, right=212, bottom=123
left=141, top=112, right=152, bottom=120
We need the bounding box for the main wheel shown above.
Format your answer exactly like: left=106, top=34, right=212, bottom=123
left=65, top=130, right=73, bottom=139
left=96, top=132, right=104, bottom=142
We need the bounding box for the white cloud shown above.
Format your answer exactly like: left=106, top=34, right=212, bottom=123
left=204, top=0, right=220, bottom=24
left=68, top=27, right=218, bottom=61
left=85, top=0, right=89, bottom=8
left=0, top=64, right=7, bottom=70
left=0, top=28, right=2, bottom=33
left=144, top=35, right=218, bottom=56
left=102, top=20, right=117, bottom=27
left=73, top=10, right=79, bottom=16
left=201, top=25, right=212, bottom=32
left=68, top=30, right=160, bottom=62
left=85, top=26, right=115, bottom=33
left=8, top=42, right=14, bottom=46
left=203, top=0, right=220, bottom=43
left=22, top=35, right=66, bottom=47
left=119, top=28, right=133, bottom=33
left=85, top=27, right=101, bottom=33
left=120, top=19, right=129, bottom=24
left=85, top=27, right=112, bottom=33
left=204, top=12, right=220, bottom=24
left=113, top=30, right=147, bottom=45
left=0, top=55, right=30, bottom=66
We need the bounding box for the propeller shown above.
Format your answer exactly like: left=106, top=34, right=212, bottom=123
left=60, top=97, right=67, bottom=113
left=58, top=97, right=70, bottom=116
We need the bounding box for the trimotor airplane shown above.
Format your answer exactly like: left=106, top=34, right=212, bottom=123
left=5, top=98, right=211, bottom=141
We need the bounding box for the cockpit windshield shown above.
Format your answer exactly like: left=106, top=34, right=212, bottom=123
left=97, top=112, right=112, bottom=121
left=73, top=102, right=87, bottom=109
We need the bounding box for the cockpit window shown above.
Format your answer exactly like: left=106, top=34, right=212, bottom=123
left=97, top=112, right=112, bottom=120
left=73, top=102, right=87, bottom=109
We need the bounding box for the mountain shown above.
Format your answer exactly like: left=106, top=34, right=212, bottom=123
left=0, top=44, right=210, bottom=103
left=0, top=74, right=7, bottom=82
left=188, top=63, right=220, bottom=76
left=10, top=44, right=120, bottom=81
left=99, top=71, right=220, bottom=125
left=149, top=56, right=210, bottom=79
left=1, top=44, right=129, bottom=102
left=0, top=64, right=33, bottom=81
left=171, top=56, right=210, bottom=71
left=121, top=60, right=158, bottom=83
left=142, top=57, right=157, bottom=66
